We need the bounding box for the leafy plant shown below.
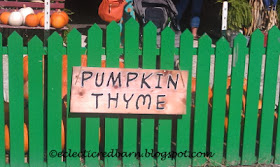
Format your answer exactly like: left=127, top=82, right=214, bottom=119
left=219, top=0, right=252, bottom=31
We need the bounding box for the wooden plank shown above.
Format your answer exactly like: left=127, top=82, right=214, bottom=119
left=140, top=22, right=157, bottom=167
left=192, top=35, right=212, bottom=166
left=210, top=37, right=230, bottom=165
left=104, top=21, right=121, bottom=167
left=70, top=67, right=187, bottom=115
left=258, top=26, right=280, bottom=164
left=241, top=30, right=264, bottom=165
left=176, top=30, right=193, bottom=166
left=66, top=28, right=81, bottom=166
left=85, top=24, right=102, bottom=167
left=28, top=36, right=45, bottom=167
left=122, top=18, right=139, bottom=167
left=8, top=32, right=25, bottom=166
left=0, top=33, right=5, bottom=167
left=157, top=27, right=175, bottom=167
left=226, top=34, right=247, bottom=166
left=47, top=32, right=64, bottom=167
left=0, top=1, right=64, bottom=9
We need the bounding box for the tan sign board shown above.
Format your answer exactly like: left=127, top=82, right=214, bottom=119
left=70, top=67, right=188, bottom=115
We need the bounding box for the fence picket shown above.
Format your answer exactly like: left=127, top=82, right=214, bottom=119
left=85, top=24, right=103, bottom=167
left=157, top=27, right=175, bottom=167
left=47, top=32, right=64, bottom=167
left=192, top=35, right=212, bottom=166
left=0, top=32, right=5, bottom=167
left=258, top=26, right=280, bottom=164
left=8, top=32, right=25, bottom=166
left=66, top=28, right=82, bottom=166
left=242, top=30, right=264, bottom=165
left=28, top=36, right=44, bottom=167
left=122, top=19, right=140, bottom=167
left=210, top=37, right=230, bottom=165
left=176, top=30, right=193, bottom=167
left=140, top=22, right=157, bottom=167
left=104, top=21, right=122, bottom=167
left=226, top=34, right=247, bottom=165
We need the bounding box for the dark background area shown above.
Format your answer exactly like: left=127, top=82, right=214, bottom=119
left=65, top=0, right=222, bottom=40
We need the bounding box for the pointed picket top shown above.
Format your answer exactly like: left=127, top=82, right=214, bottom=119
left=251, top=29, right=263, bottom=39
left=180, top=29, right=193, bottom=40
left=233, top=33, right=247, bottom=46
left=161, top=26, right=175, bottom=38
left=268, top=25, right=280, bottom=35
left=198, top=33, right=212, bottom=47
left=48, top=31, right=63, bottom=42
left=89, top=23, right=102, bottom=34
left=144, top=21, right=157, bottom=31
left=125, top=18, right=139, bottom=28
left=8, top=31, right=22, bottom=42
left=107, top=21, right=120, bottom=32
left=216, top=36, right=229, bottom=48
left=67, top=28, right=81, bottom=40
left=28, top=35, right=43, bottom=46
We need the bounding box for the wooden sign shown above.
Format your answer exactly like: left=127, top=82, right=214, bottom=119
left=70, top=67, right=188, bottom=115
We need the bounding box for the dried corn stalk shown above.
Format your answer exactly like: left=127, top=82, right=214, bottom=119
left=247, top=0, right=278, bottom=35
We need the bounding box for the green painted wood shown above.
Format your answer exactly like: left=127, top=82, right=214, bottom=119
left=242, top=30, right=264, bottom=165
left=123, top=19, right=139, bottom=167
left=28, top=36, right=45, bottom=167
left=192, top=35, right=212, bottom=166
left=66, top=28, right=82, bottom=166
left=210, top=37, right=230, bottom=165
left=176, top=30, right=193, bottom=167
left=0, top=33, right=5, bottom=167
left=157, top=27, right=175, bottom=167
left=85, top=24, right=102, bottom=167
left=8, top=32, right=25, bottom=166
left=226, top=34, right=247, bottom=166
left=47, top=32, right=64, bottom=167
left=140, top=22, right=157, bottom=167
left=104, top=21, right=122, bottom=167
left=276, top=101, right=280, bottom=164
left=258, top=27, right=280, bottom=164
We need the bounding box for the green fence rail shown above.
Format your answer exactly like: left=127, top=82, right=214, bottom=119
left=1, top=19, right=280, bottom=166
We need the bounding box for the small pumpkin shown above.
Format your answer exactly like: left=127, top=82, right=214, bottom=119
left=39, top=16, right=51, bottom=27
left=60, top=10, right=69, bottom=25
left=0, top=12, right=11, bottom=25
left=61, top=121, right=65, bottom=150
left=51, top=10, right=67, bottom=28
left=25, top=13, right=39, bottom=27
left=19, top=5, right=34, bottom=24
left=36, top=11, right=44, bottom=21
left=9, top=11, right=23, bottom=26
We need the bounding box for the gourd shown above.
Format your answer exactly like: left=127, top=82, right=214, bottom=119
left=8, top=11, right=23, bottom=26
left=19, top=5, right=34, bottom=24
left=25, top=13, right=39, bottom=27
left=0, top=12, right=11, bottom=25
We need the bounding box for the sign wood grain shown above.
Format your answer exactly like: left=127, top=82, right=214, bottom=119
left=70, top=67, right=188, bottom=115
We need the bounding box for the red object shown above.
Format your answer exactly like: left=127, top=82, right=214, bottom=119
left=262, top=31, right=268, bottom=47
left=98, top=0, right=127, bottom=23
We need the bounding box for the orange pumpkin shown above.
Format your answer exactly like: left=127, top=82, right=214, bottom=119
left=5, top=123, right=29, bottom=153
left=0, top=12, right=11, bottom=25
left=100, top=59, right=125, bottom=68
left=36, top=11, right=44, bottom=21
left=39, top=16, right=51, bottom=27
left=81, top=55, right=87, bottom=67
left=61, top=121, right=65, bottom=150
left=60, top=10, right=69, bottom=25
left=25, top=13, right=39, bottom=27
left=23, top=56, right=28, bottom=83
left=51, top=10, right=67, bottom=28
left=62, top=55, right=67, bottom=98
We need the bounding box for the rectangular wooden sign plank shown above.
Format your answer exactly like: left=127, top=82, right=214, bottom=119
left=70, top=67, right=188, bottom=115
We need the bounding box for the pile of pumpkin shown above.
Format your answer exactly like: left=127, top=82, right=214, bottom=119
left=0, top=5, right=69, bottom=28
left=191, top=76, right=278, bottom=134
left=3, top=55, right=124, bottom=153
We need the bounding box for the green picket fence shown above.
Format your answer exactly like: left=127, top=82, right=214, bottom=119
left=1, top=19, right=280, bottom=167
